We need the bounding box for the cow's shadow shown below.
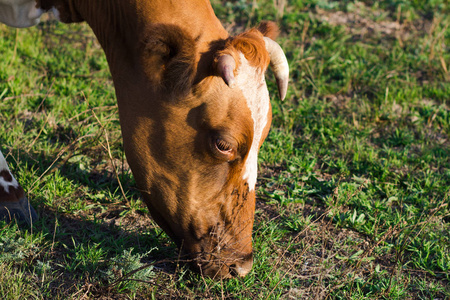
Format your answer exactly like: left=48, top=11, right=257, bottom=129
left=33, top=203, right=180, bottom=271
left=6, top=147, right=183, bottom=283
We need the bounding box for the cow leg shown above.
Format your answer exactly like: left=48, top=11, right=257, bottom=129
left=0, top=150, right=38, bottom=225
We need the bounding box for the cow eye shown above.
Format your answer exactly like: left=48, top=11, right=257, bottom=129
left=215, top=138, right=232, bottom=152
left=210, top=134, right=237, bottom=162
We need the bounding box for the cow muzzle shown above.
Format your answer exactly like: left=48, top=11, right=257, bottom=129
left=192, top=250, right=253, bottom=278
left=179, top=217, right=255, bottom=278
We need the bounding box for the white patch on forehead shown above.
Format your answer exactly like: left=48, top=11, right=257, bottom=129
left=0, top=150, right=19, bottom=193
left=234, top=53, right=270, bottom=191
left=0, top=0, right=43, bottom=28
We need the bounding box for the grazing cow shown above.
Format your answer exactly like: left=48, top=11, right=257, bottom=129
left=0, top=0, right=288, bottom=278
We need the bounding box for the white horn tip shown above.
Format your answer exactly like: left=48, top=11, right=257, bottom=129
left=277, top=77, right=288, bottom=100
left=264, top=37, right=289, bottom=100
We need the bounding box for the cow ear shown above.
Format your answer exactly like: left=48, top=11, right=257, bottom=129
left=257, top=21, right=280, bottom=40
left=140, top=24, right=197, bottom=96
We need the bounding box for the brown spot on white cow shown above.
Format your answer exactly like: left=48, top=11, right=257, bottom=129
left=0, top=170, right=13, bottom=183
left=0, top=169, right=25, bottom=202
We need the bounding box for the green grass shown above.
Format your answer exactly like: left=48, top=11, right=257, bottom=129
left=0, top=0, right=449, bottom=298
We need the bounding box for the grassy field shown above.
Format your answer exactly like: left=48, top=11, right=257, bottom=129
left=0, top=0, right=449, bottom=299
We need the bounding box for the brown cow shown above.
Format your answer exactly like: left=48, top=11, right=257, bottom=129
left=0, top=0, right=288, bottom=278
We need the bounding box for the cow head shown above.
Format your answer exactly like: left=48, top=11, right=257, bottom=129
left=0, top=0, right=288, bottom=278
left=128, top=22, right=288, bottom=278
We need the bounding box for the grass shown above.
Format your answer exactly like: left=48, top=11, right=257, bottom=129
left=0, top=0, right=449, bottom=298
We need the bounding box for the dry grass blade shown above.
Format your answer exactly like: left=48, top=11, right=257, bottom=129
left=83, top=92, right=129, bottom=204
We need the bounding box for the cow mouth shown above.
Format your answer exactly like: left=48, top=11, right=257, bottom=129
left=141, top=183, right=255, bottom=278
left=191, top=250, right=254, bottom=278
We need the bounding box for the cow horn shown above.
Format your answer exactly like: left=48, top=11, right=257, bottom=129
left=217, top=54, right=236, bottom=88
left=264, top=37, right=289, bottom=100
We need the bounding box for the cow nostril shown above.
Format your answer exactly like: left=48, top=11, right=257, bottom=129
left=228, top=254, right=253, bottom=277
left=229, top=264, right=238, bottom=277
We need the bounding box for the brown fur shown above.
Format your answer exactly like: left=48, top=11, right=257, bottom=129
left=257, top=21, right=280, bottom=40
left=0, top=169, right=26, bottom=202
left=0, top=185, right=25, bottom=202
left=0, top=170, right=13, bottom=182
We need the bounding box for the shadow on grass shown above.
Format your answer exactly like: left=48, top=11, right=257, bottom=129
left=26, top=201, right=184, bottom=296
left=6, top=148, right=185, bottom=291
